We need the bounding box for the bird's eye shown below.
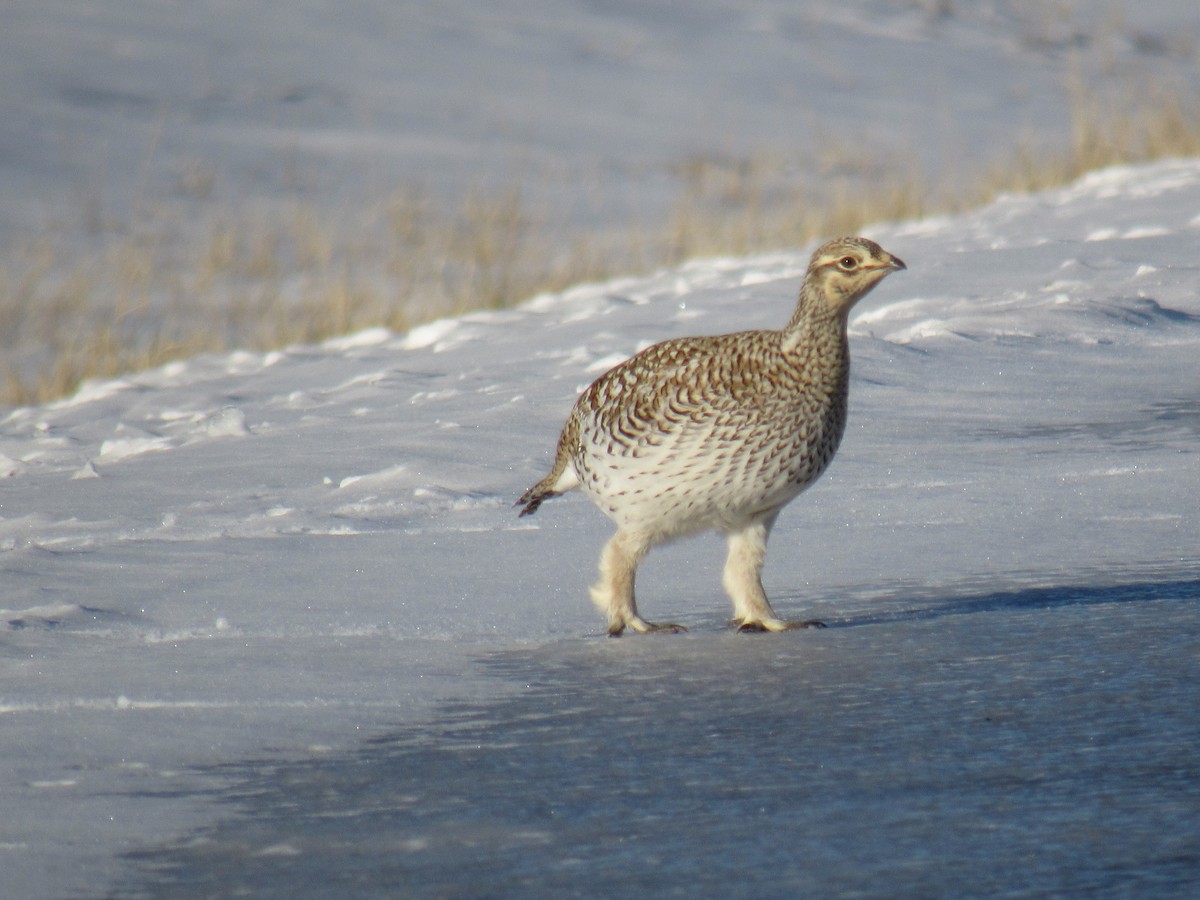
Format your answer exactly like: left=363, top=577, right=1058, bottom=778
left=838, top=256, right=858, bottom=271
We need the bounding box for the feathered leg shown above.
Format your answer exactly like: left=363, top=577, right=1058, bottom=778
left=590, top=529, right=685, bottom=636
left=723, top=516, right=824, bottom=632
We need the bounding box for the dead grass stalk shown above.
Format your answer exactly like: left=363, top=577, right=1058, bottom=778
left=2, top=81, right=1199, bottom=407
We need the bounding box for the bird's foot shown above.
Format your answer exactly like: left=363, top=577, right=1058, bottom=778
left=609, top=617, right=688, bottom=637
left=734, top=617, right=826, bottom=633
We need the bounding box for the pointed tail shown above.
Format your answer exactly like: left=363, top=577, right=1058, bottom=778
left=515, top=477, right=558, bottom=517
left=516, top=415, right=581, bottom=517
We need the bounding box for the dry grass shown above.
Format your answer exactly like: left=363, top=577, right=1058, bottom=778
left=975, top=74, right=1200, bottom=199
left=3, top=80, right=1200, bottom=408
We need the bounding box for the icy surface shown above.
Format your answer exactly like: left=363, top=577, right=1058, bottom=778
left=2, top=158, right=1199, bottom=896
left=124, top=600, right=1200, bottom=897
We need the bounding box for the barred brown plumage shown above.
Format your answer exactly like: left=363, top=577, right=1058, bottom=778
left=518, top=236, right=906, bottom=635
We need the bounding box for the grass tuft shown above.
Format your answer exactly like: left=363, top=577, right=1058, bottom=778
left=3, top=80, right=1200, bottom=407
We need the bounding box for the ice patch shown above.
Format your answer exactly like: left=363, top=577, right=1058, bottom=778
left=332, top=371, right=389, bottom=391
left=879, top=319, right=958, bottom=343
left=585, top=352, right=630, bottom=373
left=738, top=267, right=798, bottom=287
left=55, top=377, right=133, bottom=409
left=410, top=389, right=461, bottom=404
left=338, top=465, right=408, bottom=490
left=281, top=390, right=321, bottom=409
left=225, top=350, right=275, bottom=375
left=1122, top=226, right=1171, bottom=239
left=158, top=408, right=199, bottom=422
left=400, top=318, right=460, bottom=350
left=894, top=215, right=955, bottom=236
left=71, top=461, right=100, bottom=480
left=853, top=298, right=933, bottom=326
left=553, top=345, right=598, bottom=367
left=256, top=843, right=302, bottom=857
left=323, top=327, right=392, bottom=350
left=97, top=435, right=173, bottom=463
left=197, top=407, right=251, bottom=439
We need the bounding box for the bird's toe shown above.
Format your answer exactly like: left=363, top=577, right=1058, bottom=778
left=624, top=617, right=688, bottom=635
left=784, top=618, right=827, bottom=630
left=736, top=617, right=826, bottom=633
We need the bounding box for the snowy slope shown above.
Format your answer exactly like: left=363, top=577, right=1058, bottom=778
left=2, top=159, right=1199, bottom=896
left=6, top=1, right=1200, bottom=263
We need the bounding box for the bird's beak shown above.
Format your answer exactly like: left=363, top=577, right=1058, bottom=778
left=886, top=254, right=906, bottom=271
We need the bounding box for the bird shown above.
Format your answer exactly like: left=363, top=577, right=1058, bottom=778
left=517, top=236, right=905, bottom=635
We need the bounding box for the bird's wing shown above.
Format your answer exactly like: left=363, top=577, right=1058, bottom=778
left=576, top=332, right=768, bottom=447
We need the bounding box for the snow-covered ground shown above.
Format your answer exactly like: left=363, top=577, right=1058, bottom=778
left=7, top=1, right=1200, bottom=258
left=4, top=1, right=1200, bottom=896
left=3, top=158, right=1199, bottom=896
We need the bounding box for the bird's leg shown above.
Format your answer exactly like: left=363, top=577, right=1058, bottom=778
left=723, top=519, right=826, bottom=632
left=590, top=530, right=685, bottom=636
left=723, top=520, right=782, bottom=630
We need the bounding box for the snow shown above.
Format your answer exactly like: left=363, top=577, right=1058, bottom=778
left=7, top=1, right=1200, bottom=266
left=2, top=156, right=1198, bottom=897
left=2, top=2, right=1200, bottom=897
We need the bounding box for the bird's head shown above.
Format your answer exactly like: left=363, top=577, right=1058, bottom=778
left=804, top=236, right=906, bottom=316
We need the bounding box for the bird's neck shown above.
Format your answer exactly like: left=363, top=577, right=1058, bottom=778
left=781, top=285, right=850, bottom=360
